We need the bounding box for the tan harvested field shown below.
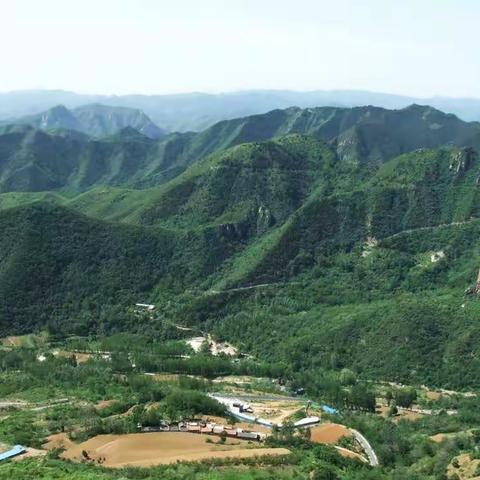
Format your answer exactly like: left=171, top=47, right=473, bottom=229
left=425, top=391, right=442, bottom=401
left=397, top=410, right=424, bottom=422
left=43, top=432, right=75, bottom=450
left=145, top=402, right=163, bottom=412
left=310, top=423, right=351, bottom=444
left=1, top=336, right=24, bottom=347
left=61, top=432, right=290, bottom=467
left=423, top=387, right=476, bottom=400
left=376, top=404, right=424, bottom=422
left=447, top=453, right=480, bottom=479
left=430, top=431, right=472, bottom=444
left=95, top=400, right=117, bottom=411
left=1, top=333, right=47, bottom=348
left=430, top=433, right=448, bottom=443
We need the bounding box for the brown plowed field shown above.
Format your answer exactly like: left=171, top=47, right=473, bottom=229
left=61, top=432, right=290, bottom=467
left=310, top=423, right=351, bottom=444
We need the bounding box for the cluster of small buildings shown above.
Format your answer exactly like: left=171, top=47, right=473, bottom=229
left=141, top=420, right=266, bottom=441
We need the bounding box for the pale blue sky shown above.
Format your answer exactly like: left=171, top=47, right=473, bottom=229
left=1, top=0, right=478, bottom=97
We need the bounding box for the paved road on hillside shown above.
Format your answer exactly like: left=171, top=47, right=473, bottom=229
left=211, top=392, right=301, bottom=402
left=0, top=398, right=70, bottom=411
left=381, top=218, right=478, bottom=242
left=397, top=406, right=457, bottom=416
left=213, top=393, right=380, bottom=466
left=0, top=400, right=27, bottom=408
left=351, top=429, right=379, bottom=467
left=207, top=282, right=301, bottom=295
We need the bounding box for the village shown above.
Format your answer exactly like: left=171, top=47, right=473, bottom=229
left=0, top=329, right=476, bottom=474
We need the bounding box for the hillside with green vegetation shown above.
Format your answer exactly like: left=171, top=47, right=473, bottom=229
left=1, top=105, right=480, bottom=392
left=2, top=330, right=480, bottom=480
left=1, top=104, right=479, bottom=194
left=4, top=106, right=480, bottom=479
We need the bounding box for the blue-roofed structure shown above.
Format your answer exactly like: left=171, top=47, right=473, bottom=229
left=321, top=405, right=339, bottom=414
left=0, top=445, right=26, bottom=461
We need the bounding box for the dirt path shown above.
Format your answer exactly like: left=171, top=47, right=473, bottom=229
left=334, top=446, right=368, bottom=463
left=208, top=282, right=300, bottom=295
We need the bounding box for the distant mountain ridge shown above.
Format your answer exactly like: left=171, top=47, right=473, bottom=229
left=0, top=104, right=479, bottom=193
left=2, top=88, right=480, bottom=131
left=0, top=104, right=165, bottom=139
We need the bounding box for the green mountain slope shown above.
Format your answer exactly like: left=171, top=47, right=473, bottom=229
left=2, top=105, right=480, bottom=387
left=0, top=126, right=173, bottom=192
left=135, top=135, right=336, bottom=229
left=203, top=215, right=480, bottom=388
left=0, top=202, right=255, bottom=335
left=176, top=104, right=480, bottom=167
left=0, top=104, right=479, bottom=194
left=0, top=203, right=173, bottom=334
left=210, top=146, right=480, bottom=288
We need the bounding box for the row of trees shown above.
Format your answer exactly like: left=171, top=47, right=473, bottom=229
left=386, top=387, right=417, bottom=408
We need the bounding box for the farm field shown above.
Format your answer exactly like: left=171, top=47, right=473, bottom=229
left=375, top=404, right=425, bottom=422
left=2, top=331, right=480, bottom=479
left=310, top=423, right=351, bottom=444
left=246, top=399, right=304, bottom=424
left=59, top=432, right=290, bottom=467
left=447, top=453, right=480, bottom=479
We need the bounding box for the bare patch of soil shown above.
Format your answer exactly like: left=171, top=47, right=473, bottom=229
left=61, top=432, right=290, bottom=467
left=310, top=423, right=351, bottom=444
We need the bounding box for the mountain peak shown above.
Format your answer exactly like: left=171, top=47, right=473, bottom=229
left=2, top=104, right=165, bottom=139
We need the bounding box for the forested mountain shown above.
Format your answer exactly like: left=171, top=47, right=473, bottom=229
left=2, top=104, right=480, bottom=387
left=3, top=88, right=480, bottom=131
left=0, top=104, right=165, bottom=139
left=0, top=104, right=479, bottom=193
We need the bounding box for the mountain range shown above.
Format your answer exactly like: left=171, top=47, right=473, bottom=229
left=0, top=103, right=165, bottom=139
left=3, top=89, right=480, bottom=132
left=0, top=104, right=479, bottom=194
left=1, top=103, right=480, bottom=387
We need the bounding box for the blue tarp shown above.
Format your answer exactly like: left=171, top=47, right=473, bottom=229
left=0, top=445, right=26, bottom=461
left=321, top=405, right=338, bottom=414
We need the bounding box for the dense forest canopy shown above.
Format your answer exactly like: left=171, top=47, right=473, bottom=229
left=1, top=104, right=480, bottom=388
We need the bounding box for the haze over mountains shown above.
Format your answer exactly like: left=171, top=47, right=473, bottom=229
left=2, top=101, right=480, bottom=387
left=3, top=89, right=480, bottom=132
left=0, top=103, right=165, bottom=139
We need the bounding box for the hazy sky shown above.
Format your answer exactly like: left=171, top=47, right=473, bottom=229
left=1, top=0, right=479, bottom=97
